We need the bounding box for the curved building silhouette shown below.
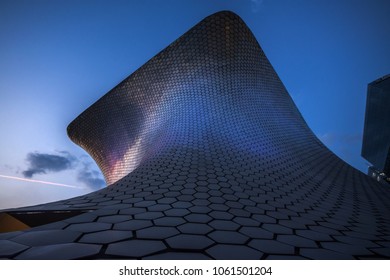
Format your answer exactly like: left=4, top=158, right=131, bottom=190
left=1, top=11, right=390, bottom=260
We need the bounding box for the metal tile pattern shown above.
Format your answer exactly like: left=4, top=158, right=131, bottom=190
left=1, top=11, right=390, bottom=259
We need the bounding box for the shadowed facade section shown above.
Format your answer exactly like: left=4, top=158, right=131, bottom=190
left=0, top=11, right=390, bottom=260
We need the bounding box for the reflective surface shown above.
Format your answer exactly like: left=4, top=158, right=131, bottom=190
left=1, top=11, right=390, bottom=260
left=362, top=75, right=390, bottom=175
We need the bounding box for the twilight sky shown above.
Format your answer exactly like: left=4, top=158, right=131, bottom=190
left=0, top=0, right=389, bottom=210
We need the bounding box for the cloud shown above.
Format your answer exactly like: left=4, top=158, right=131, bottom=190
left=21, top=151, right=105, bottom=190
left=319, top=133, right=362, bottom=146
left=250, top=0, right=264, bottom=13
left=319, top=132, right=367, bottom=173
left=77, top=162, right=105, bottom=190
left=22, top=151, right=76, bottom=178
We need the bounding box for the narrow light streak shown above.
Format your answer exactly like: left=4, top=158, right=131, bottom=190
left=0, top=174, right=85, bottom=189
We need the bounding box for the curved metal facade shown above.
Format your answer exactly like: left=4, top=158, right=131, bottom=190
left=67, top=10, right=313, bottom=186
left=1, top=11, right=390, bottom=260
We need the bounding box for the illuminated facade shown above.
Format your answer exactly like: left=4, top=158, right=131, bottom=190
left=362, top=75, right=390, bottom=183
left=0, top=11, right=390, bottom=260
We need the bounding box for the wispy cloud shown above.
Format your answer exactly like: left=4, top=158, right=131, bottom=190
left=22, top=151, right=76, bottom=178
left=77, top=161, right=105, bottom=190
left=319, top=133, right=362, bottom=146
left=250, top=0, right=264, bottom=13
left=319, top=132, right=366, bottom=172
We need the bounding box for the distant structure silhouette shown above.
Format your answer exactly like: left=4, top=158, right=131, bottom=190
left=362, top=74, right=390, bottom=184
left=0, top=11, right=389, bottom=260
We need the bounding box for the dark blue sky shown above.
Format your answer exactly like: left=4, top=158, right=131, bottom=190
left=1, top=0, right=389, bottom=209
